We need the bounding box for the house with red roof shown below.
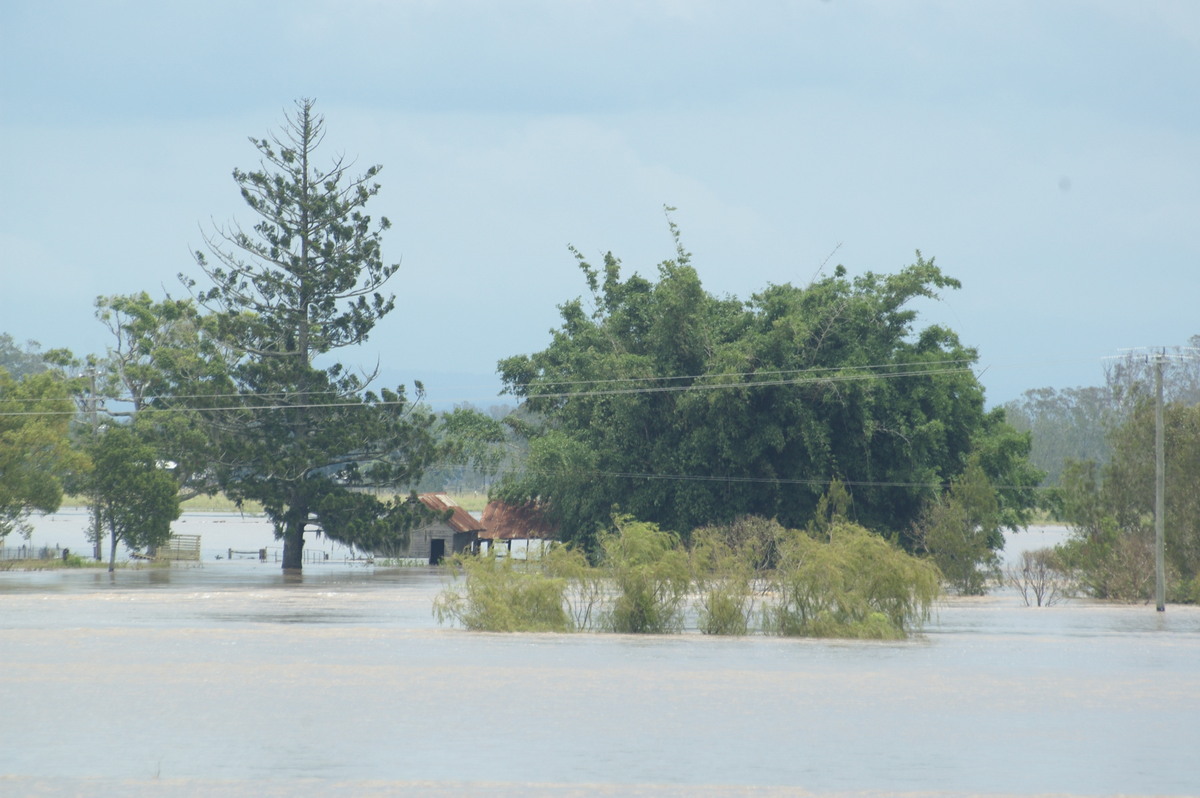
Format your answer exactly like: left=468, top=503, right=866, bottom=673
left=398, top=493, right=486, bottom=564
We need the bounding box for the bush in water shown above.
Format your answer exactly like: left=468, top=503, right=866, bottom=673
left=766, top=522, right=940, bottom=640
left=434, top=551, right=570, bottom=632
left=434, top=516, right=940, bottom=639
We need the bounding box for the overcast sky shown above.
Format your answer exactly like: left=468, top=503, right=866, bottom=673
left=2, top=0, right=1198, bottom=408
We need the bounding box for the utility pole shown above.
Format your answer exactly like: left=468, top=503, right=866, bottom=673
left=84, top=365, right=103, bottom=561
left=1154, top=351, right=1165, bottom=612
left=1111, top=346, right=1200, bottom=612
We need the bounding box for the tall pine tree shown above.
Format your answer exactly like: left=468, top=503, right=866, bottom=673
left=184, top=99, right=437, bottom=569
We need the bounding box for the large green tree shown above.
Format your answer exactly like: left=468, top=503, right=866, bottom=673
left=182, top=99, right=438, bottom=569
left=0, top=367, right=83, bottom=542
left=497, top=228, right=1039, bottom=550
left=915, top=455, right=1002, bottom=595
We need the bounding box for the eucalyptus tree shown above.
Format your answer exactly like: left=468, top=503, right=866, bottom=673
left=0, top=334, right=49, bottom=380
left=183, top=99, right=437, bottom=569
left=1003, top=386, right=1114, bottom=485
left=85, top=424, right=180, bottom=571
left=92, top=292, right=233, bottom=502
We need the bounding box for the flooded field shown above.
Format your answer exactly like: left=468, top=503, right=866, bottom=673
left=1, top=516, right=1197, bottom=797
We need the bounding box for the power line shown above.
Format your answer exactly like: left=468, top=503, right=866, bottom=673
left=518, top=366, right=974, bottom=400
left=501, top=465, right=1051, bottom=492
left=0, top=360, right=978, bottom=417
left=511, top=358, right=979, bottom=390
left=0, top=357, right=976, bottom=406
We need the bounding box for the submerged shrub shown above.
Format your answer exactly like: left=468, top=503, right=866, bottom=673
left=1054, top=520, right=1155, bottom=602
left=433, top=515, right=941, bottom=641
left=601, top=516, right=691, bottom=634
left=1006, top=547, right=1072, bottom=607
left=690, top=527, right=757, bottom=635
left=542, top=542, right=605, bottom=631
left=766, top=522, right=940, bottom=639
left=434, top=552, right=569, bottom=632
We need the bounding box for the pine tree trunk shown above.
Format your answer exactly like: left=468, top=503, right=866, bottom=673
left=281, top=508, right=306, bottom=571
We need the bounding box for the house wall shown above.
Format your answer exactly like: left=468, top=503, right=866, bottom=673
left=401, top=522, right=477, bottom=564
left=478, top=539, right=552, bottom=560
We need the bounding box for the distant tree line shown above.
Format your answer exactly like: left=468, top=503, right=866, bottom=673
left=1002, top=336, right=1200, bottom=486
left=1004, top=341, right=1200, bottom=603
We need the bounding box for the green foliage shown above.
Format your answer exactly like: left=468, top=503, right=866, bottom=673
left=180, top=99, right=439, bottom=568
left=434, top=552, right=570, bottom=632
left=972, top=408, right=1045, bottom=532
left=766, top=522, right=940, bottom=639
left=91, top=292, right=233, bottom=502
left=915, top=456, right=1002, bottom=595
left=1055, top=520, right=1154, bottom=602
left=434, top=514, right=940, bottom=639
left=600, top=516, right=692, bottom=634
left=492, top=429, right=607, bottom=552
left=541, top=543, right=605, bottom=631
left=689, top=526, right=756, bottom=635
left=695, top=515, right=789, bottom=574
left=84, top=424, right=181, bottom=571
left=497, top=227, right=1036, bottom=549
left=0, top=367, right=84, bottom=542
left=433, top=516, right=698, bottom=636
left=437, top=405, right=508, bottom=478
left=1005, top=337, right=1200, bottom=490
left=0, top=334, right=49, bottom=380
left=1055, top=397, right=1200, bottom=602
left=415, top=404, right=522, bottom=494
left=1003, top=386, right=1115, bottom=486
left=808, top=479, right=854, bottom=540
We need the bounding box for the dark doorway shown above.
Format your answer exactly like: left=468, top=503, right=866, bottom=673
left=429, top=538, right=446, bottom=565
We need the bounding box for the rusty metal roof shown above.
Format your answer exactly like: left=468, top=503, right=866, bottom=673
left=417, top=493, right=486, bottom=534
left=478, top=500, right=559, bottom=541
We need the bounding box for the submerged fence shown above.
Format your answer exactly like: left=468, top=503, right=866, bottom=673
left=0, top=545, right=70, bottom=561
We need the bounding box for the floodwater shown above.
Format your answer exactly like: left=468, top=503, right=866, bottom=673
left=1, top=518, right=1198, bottom=797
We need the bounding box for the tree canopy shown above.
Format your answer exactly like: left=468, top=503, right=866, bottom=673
left=0, top=367, right=83, bottom=542
left=0, top=334, right=49, bottom=381
left=85, top=424, right=181, bottom=571
left=1003, top=338, right=1200, bottom=487
left=180, top=98, right=438, bottom=569
left=1058, top=396, right=1200, bottom=601
left=91, top=292, right=234, bottom=502
left=497, top=227, right=1039, bottom=550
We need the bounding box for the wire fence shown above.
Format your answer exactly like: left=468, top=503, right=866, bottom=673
left=0, top=544, right=71, bottom=561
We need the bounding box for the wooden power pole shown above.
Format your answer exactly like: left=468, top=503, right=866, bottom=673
left=1111, top=346, right=1200, bottom=612
left=1154, top=352, right=1166, bottom=612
